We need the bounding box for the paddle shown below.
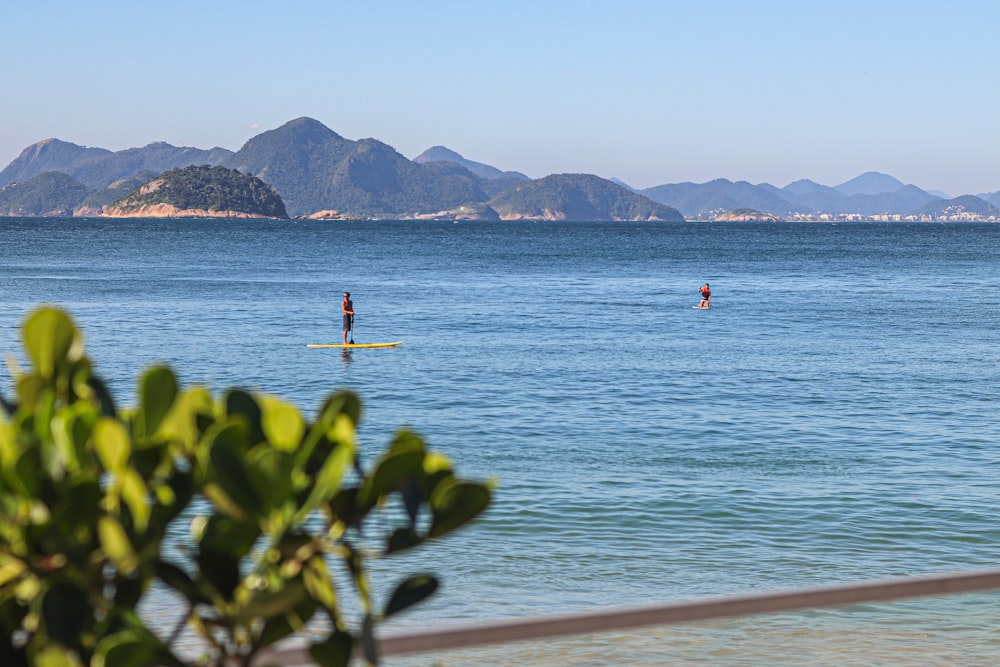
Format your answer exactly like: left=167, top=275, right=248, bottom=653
left=349, top=314, right=355, bottom=344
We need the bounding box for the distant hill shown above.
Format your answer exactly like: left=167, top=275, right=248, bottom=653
left=72, top=143, right=232, bottom=189
left=834, top=171, right=906, bottom=196
left=913, top=195, right=996, bottom=218
left=0, top=171, right=92, bottom=216
left=714, top=208, right=781, bottom=222
left=222, top=118, right=490, bottom=217
left=2, top=117, right=997, bottom=219
left=783, top=179, right=839, bottom=196
left=489, top=173, right=684, bottom=221
left=641, top=176, right=944, bottom=218
left=642, top=179, right=807, bottom=218
left=104, top=165, right=287, bottom=218
left=0, top=139, right=231, bottom=190
left=78, top=172, right=158, bottom=214
left=414, top=146, right=529, bottom=181
left=0, top=139, right=111, bottom=188
left=979, top=191, right=1000, bottom=207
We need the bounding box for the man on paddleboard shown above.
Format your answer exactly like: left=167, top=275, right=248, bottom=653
left=342, top=291, right=355, bottom=343
left=697, top=283, right=711, bottom=308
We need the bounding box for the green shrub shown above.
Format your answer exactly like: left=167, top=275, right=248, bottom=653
left=0, top=307, right=491, bottom=666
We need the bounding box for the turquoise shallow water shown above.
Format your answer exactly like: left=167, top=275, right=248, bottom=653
left=2, top=218, right=999, bottom=664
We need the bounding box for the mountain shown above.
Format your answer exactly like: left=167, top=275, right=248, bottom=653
left=411, top=145, right=528, bottom=198
left=0, top=139, right=231, bottom=190
left=0, top=171, right=93, bottom=216
left=222, top=118, right=489, bottom=217
left=413, top=146, right=529, bottom=181
left=642, top=179, right=808, bottom=218
left=608, top=178, right=639, bottom=192
left=72, top=143, right=232, bottom=189
left=913, top=194, right=997, bottom=218
left=78, top=172, right=158, bottom=214
left=834, top=171, right=906, bottom=196
left=783, top=179, right=839, bottom=196
left=978, top=191, right=1000, bottom=207
left=0, top=139, right=111, bottom=189
left=489, top=173, right=684, bottom=221
left=104, top=165, right=287, bottom=218
left=2, top=118, right=996, bottom=220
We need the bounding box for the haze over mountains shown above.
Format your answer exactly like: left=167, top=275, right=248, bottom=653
left=1, top=117, right=998, bottom=221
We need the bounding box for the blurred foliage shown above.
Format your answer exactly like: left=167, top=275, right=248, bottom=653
left=0, top=307, right=491, bottom=666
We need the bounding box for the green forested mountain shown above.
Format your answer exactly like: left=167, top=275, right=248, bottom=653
left=0, top=140, right=111, bottom=188
left=79, top=172, right=158, bottom=212
left=490, top=173, right=684, bottom=221
left=413, top=145, right=529, bottom=181
left=0, top=120, right=683, bottom=220
left=72, top=143, right=232, bottom=189
left=913, top=194, right=997, bottom=217
left=221, top=117, right=488, bottom=217
left=0, top=171, right=92, bottom=216
left=107, top=165, right=287, bottom=218
left=0, top=139, right=231, bottom=190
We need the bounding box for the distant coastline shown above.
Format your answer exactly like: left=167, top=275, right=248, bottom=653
left=2, top=118, right=999, bottom=221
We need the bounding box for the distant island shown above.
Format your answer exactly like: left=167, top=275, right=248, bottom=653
left=1, top=117, right=999, bottom=221
left=714, top=208, right=781, bottom=222
left=103, top=165, right=287, bottom=219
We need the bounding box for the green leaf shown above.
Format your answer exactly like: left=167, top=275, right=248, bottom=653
left=0, top=553, right=27, bottom=587
left=136, top=366, right=177, bottom=439
left=199, top=513, right=261, bottom=556
left=33, top=644, right=84, bottom=667
left=387, top=429, right=426, bottom=456
left=12, top=448, right=42, bottom=497
left=41, top=582, right=90, bottom=650
left=50, top=404, right=94, bottom=474
left=429, top=481, right=491, bottom=538
left=246, top=446, right=293, bottom=515
left=302, top=555, right=337, bottom=611
left=119, top=468, right=150, bottom=533
left=92, top=417, right=131, bottom=473
left=22, top=307, right=83, bottom=379
left=155, top=560, right=210, bottom=605
left=359, top=450, right=424, bottom=507
left=308, top=629, right=353, bottom=667
left=318, top=392, right=361, bottom=428
left=225, top=389, right=265, bottom=445
left=98, top=516, right=139, bottom=575
left=196, top=548, right=241, bottom=602
left=92, top=630, right=155, bottom=667
left=255, top=596, right=319, bottom=650
left=205, top=424, right=263, bottom=518
left=157, top=386, right=214, bottom=449
left=326, top=487, right=369, bottom=527
left=385, top=526, right=423, bottom=554
left=260, top=396, right=305, bottom=452
left=236, top=579, right=311, bottom=625
left=383, top=574, right=439, bottom=618
left=295, top=439, right=353, bottom=521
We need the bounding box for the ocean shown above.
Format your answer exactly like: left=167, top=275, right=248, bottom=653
left=1, top=218, right=999, bottom=665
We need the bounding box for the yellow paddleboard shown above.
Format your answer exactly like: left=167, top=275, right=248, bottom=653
left=306, top=341, right=403, bottom=349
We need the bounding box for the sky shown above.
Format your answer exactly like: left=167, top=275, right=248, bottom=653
left=2, top=0, right=1000, bottom=196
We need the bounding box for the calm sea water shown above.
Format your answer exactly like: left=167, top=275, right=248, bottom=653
left=2, top=218, right=999, bottom=665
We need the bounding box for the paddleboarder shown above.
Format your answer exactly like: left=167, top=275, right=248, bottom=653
left=342, top=291, right=355, bottom=343
left=697, top=283, right=711, bottom=308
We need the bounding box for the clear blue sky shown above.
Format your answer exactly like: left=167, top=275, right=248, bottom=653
left=3, top=0, right=999, bottom=195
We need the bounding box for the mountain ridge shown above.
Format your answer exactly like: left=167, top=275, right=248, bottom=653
left=3, top=118, right=999, bottom=220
